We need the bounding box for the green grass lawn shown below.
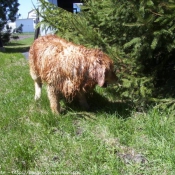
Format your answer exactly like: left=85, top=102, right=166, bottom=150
left=0, top=37, right=175, bottom=174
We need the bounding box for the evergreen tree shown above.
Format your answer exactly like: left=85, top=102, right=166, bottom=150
left=0, top=0, right=20, bottom=47
left=37, top=0, right=175, bottom=108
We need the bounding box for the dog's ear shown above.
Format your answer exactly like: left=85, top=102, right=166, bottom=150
left=95, top=59, right=106, bottom=87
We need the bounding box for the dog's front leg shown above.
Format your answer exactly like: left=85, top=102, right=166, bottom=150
left=77, top=92, right=90, bottom=110
left=47, top=85, right=60, bottom=114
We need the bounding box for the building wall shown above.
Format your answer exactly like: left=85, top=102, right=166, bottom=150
left=16, top=19, right=35, bottom=33
left=28, top=10, right=37, bottom=19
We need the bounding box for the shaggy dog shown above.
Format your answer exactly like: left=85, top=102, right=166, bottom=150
left=29, top=35, right=117, bottom=114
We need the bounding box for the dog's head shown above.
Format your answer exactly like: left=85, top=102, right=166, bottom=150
left=102, top=67, right=118, bottom=87
left=94, top=52, right=118, bottom=87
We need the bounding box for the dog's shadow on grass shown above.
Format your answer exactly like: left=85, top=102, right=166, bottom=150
left=64, top=91, right=133, bottom=119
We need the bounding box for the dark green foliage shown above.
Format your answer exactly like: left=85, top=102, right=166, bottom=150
left=0, top=0, right=20, bottom=44
left=0, top=0, right=20, bottom=29
left=13, top=24, right=23, bottom=33
left=37, top=0, right=175, bottom=108
left=0, top=25, right=11, bottom=44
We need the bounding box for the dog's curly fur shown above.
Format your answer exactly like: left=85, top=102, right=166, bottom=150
left=29, top=35, right=117, bottom=113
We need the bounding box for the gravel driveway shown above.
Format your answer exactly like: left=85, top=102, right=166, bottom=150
left=10, top=34, right=34, bottom=41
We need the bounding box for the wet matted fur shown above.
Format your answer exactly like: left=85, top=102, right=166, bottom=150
left=29, top=35, right=117, bottom=114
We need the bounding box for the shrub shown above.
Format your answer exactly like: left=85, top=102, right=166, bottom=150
left=37, top=0, right=175, bottom=108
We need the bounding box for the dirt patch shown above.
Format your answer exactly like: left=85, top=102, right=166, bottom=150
left=11, top=34, right=34, bottom=41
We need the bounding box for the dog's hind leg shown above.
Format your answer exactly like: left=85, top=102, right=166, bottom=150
left=30, top=69, right=42, bottom=100
left=34, top=77, right=42, bottom=100
left=47, top=85, right=60, bottom=114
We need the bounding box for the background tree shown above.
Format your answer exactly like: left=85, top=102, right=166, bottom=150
left=37, top=0, right=175, bottom=109
left=0, top=0, right=20, bottom=48
left=13, top=24, right=23, bottom=33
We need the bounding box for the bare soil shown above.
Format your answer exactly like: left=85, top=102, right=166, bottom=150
left=11, top=34, right=34, bottom=41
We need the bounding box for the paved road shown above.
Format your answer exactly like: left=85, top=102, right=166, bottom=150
left=12, top=34, right=33, bottom=60
left=12, top=34, right=35, bottom=60
left=22, top=52, right=29, bottom=59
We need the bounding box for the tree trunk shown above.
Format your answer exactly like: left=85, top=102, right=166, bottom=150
left=34, top=16, right=40, bottom=40
left=0, top=38, right=5, bottom=52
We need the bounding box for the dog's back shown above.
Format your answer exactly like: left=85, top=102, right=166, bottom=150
left=29, top=35, right=87, bottom=83
left=29, top=35, right=65, bottom=80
